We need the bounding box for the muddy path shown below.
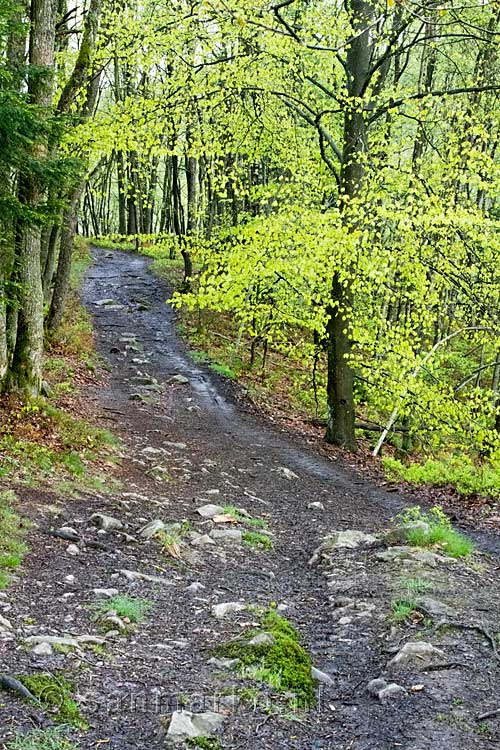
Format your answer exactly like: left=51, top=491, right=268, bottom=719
left=1, top=247, right=500, bottom=750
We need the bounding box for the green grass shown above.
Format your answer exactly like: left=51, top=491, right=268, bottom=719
left=215, top=607, right=315, bottom=707
left=19, top=674, right=87, bottom=729
left=222, top=505, right=269, bottom=529
left=209, top=362, right=238, bottom=379
left=91, top=594, right=152, bottom=624
left=6, top=727, right=77, bottom=750
left=397, top=505, right=474, bottom=558
left=0, top=398, right=119, bottom=491
left=0, top=490, right=28, bottom=589
left=399, top=576, right=432, bottom=595
left=391, top=598, right=417, bottom=623
left=242, top=530, right=273, bottom=550
left=383, top=455, right=500, bottom=499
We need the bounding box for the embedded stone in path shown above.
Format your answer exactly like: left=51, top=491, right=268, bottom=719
left=165, top=710, right=224, bottom=741
left=93, top=588, right=119, bottom=599
left=90, top=513, right=124, bottom=531
left=196, top=504, right=224, bottom=518
left=388, top=641, right=445, bottom=670
left=368, top=678, right=407, bottom=700
left=209, top=528, right=242, bottom=545
left=138, top=519, right=166, bottom=539
left=312, top=666, right=334, bottom=686
left=212, top=602, right=246, bottom=618
left=31, top=642, right=54, bottom=657
left=308, top=501, right=325, bottom=511
left=119, top=569, right=173, bottom=585
left=276, top=466, right=300, bottom=480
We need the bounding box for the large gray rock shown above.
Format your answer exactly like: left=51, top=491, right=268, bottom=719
left=388, top=641, right=445, bottom=670
left=415, top=596, right=455, bottom=619
left=166, top=710, right=224, bottom=741
left=209, top=528, right=242, bottom=545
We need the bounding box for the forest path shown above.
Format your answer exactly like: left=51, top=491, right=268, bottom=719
left=1, top=247, right=499, bottom=749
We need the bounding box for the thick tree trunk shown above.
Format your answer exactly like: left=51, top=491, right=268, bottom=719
left=10, top=0, right=57, bottom=396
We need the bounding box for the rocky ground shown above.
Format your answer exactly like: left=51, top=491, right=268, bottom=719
left=1, top=248, right=500, bottom=749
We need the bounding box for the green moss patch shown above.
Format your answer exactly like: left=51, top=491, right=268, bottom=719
left=215, top=608, right=315, bottom=707
left=19, top=673, right=87, bottom=729
left=186, top=740, right=222, bottom=750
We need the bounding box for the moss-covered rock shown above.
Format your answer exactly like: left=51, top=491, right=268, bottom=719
left=215, top=608, right=316, bottom=706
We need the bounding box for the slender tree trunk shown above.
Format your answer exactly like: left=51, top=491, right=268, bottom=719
left=46, top=182, right=84, bottom=331
left=325, top=0, right=374, bottom=450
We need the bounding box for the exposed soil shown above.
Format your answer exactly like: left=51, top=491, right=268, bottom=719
left=1, top=247, right=500, bottom=749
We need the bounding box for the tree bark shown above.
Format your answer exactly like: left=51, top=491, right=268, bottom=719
left=10, top=0, right=57, bottom=396
left=325, top=0, right=374, bottom=450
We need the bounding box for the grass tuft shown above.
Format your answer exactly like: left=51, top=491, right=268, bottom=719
left=0, top=490, right=28, bottom=589
left=6, top=726, right=77, bottom=750
left=397, top=505, right=473, bottom=558
left=242, top=530, right=273, bottom=550
left=91, top=594, right=152, bottom=624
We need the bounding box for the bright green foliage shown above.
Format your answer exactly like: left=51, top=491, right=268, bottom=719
left=384, top=456, right=500, bottom=499
left=397, top=506, right=474, bottom=558
left=216, top=608, right=316, bottom=706
left=6, top=727, right=78, bottom=750
left=19, top=673, right=87, bottom=728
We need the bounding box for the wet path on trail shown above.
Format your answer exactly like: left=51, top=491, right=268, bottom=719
left=1, top=246, right=500, bottom=750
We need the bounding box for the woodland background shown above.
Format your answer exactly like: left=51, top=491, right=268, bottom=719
left=2, top=0, right=500, bottom=498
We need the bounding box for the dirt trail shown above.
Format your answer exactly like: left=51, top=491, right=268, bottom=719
left=1, top=247, right=500, bottom=749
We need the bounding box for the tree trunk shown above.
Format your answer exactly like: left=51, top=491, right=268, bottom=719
left=46, top=182, right=84, bottom=331
left=10, top=0, right=57, bottom=396
left=324, top=0, right=374, bottom=450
